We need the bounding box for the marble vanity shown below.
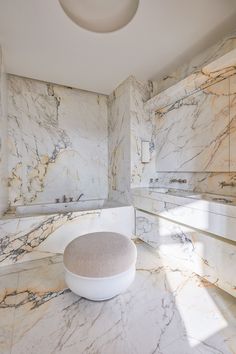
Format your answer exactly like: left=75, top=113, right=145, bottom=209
left=132, top=187, right=236, bottom=298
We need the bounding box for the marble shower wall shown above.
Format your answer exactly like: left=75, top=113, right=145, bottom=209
left=0, top=47, right=8, bottom=215
left=7, top=75, right=108, bottom=206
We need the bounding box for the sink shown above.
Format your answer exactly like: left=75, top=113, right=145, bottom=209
left=188, top=193, right=235, bottom=204
left=149, top=188, right=169, bottom=194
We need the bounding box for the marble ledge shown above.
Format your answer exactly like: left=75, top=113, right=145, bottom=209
left=0, top=205, right=135, bottom=267
left=151, top=31, right=236, bottom=96
left=145, top=48, right=236, bottom=113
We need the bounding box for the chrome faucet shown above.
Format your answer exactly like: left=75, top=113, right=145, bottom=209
left=62, top=195, right=67, bottom=203
left=170, top=178, right=187, bottom=184
left=219, top=181, right=236, bottom=188
left=76, top=193, right=84, bottom=201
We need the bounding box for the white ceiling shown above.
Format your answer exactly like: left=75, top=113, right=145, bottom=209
left=0, top=0, right=236, bottom=94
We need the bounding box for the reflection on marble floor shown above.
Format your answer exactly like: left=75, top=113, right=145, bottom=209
left=0, top=241, right=235, bottom=354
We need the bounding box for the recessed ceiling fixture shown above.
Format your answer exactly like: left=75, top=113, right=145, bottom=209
left=58, top=0, right=139, bottom=33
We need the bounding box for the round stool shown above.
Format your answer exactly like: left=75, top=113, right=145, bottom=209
left=63, top=232, right=137, bottom=301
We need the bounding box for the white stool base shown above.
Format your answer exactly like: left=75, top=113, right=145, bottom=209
left=64, top=265, right=136, bottom=301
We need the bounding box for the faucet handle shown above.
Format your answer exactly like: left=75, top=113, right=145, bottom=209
left=219, top=181, right=224, bottom=188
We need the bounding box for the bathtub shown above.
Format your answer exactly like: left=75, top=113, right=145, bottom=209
left=14, top=199, right=106, bottom=216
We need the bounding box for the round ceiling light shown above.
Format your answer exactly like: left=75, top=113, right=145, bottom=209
left=59, top=0, right=139, bottom=33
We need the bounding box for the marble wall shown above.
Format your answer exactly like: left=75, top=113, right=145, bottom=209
left=108, top=76, right=155, bottom=202
left=108, top=78, right=131, bottom=203
left=112, top=72, right=236, bottom=197
left=7, top=75, right=108, bottom=206
left=130, top=77, right=155, bottom=188
left=150, top=75, right=236, bottom=196
left=155, top=78, right=231, bottom=172
left=138, top=37, right=236, bottom=197
left=0, top=47, right=8, bottom=215
left=152, top=31, right=236, bottom=96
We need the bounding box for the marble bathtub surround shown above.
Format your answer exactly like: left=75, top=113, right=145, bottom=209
left=1, top=242, right=235, bottom=354
left=0, top=205, right=134, bottom=267
left=0, top=47, right=8, bottom=216
left=7, top=75, right=108, bottom=206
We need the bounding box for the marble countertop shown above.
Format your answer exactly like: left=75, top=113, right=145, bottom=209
left=132, top=187, right=236, bottom=218
left=132, top=187, right=236, bottom=242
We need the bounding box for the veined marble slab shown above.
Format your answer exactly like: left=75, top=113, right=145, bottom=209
left=230, top=74, right=236, bottom=172
left=132, top=188, right=236, bottom=242
left=0, top=242, right=235, bottom=354
left=108, top=77, right=131, bottom=204
left=154, top=78, right=230, bottom=172
left=7, top=75, right=108, bottom=206
left=0, top=47, right=8, bottom=216
left=152, top=171, right=236, bottom=197
left=136, top=210, right=236, bottom=298
left=150, top=31, right=236, bottom=101
left=130, top=77, right=156, bottom=188
left=0, top=205, right=134, bottom=267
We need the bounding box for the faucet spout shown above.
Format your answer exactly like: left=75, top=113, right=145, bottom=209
left=77, top=193, right=84, bottom=201
left=219, top=181, right=236, bottom=188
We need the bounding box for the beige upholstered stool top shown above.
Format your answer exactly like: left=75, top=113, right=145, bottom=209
left=63, top=232, right=137, bottom=278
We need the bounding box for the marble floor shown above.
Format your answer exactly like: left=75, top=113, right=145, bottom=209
left=0, top=240, right=236, bottom=354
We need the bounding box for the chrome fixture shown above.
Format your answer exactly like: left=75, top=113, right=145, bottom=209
left=170, top=178, right=187, bottom=184
left=55, top=198, right=60, bottom=203
left=77, top=193, right=84, bottom=201
left=69, top=197, right=73, bottom=202
left=212, top=197, right=233, bottom=204
left=155, top=178, right=159, bottom=182
left=149, top=178, right=154, bottom=183
left=58, top=0, right=139, bottom=33
left=219, top=181, right=236, bottom=188
left=62, top=195, right=67, bottom=203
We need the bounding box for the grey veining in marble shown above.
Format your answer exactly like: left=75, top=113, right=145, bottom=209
left=0, top=205, right=134, bottom=267
left=136, top=209, right=236, bottom=298
left=0, top=241, right=235, bottom=354
left=7, top=75, right=108, bottom=206
left=0, top=46, right=8, bottom=216
left=154, top=78, right=230, bottom=172
left=151, top=31, right=236, bottom=97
